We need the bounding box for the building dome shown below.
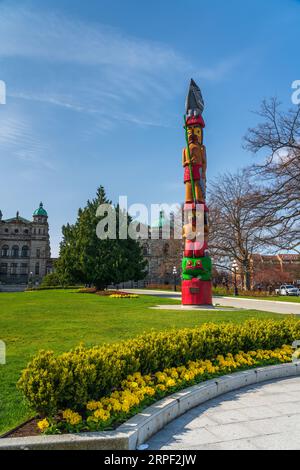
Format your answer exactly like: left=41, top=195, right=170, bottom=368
left=33, top=202, right=48, bottom=217
left=152, top=211, right=169, bottom=229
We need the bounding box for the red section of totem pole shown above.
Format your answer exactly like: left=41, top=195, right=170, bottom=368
left=183, top=203, right=208, bottom=212
left=182, top=279, right=212, bottom=306
left=184, top=240, right=208, bottom=258
left=186, top=115, right=205, bottom=128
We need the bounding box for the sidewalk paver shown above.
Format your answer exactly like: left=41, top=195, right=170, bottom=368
left=146, top=377, right=300, bottom=450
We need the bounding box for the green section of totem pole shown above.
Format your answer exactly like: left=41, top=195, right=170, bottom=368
left=182, top=256, right=212, bottom=281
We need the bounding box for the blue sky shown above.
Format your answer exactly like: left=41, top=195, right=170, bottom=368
left=0, top=0, right=299, bottom=256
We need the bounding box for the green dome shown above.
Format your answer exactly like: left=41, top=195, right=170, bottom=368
left=33, top=202, right=48, bottom=217
left=152, top=211, right=169, bottom=229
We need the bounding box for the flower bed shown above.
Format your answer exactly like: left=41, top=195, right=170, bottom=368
left=109, top=294, right=139, bottom=299
left=37, top=345, right=292, bottom=435
left=77, top=289, right=138, bottom=298
left=18, top=319, right=300, bottom=417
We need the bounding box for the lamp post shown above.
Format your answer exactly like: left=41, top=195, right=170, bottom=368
left=173, top=266, right=178, bottom=292
left=232, top=261, right=239, bottom=296
left=28, top=271, right=33, bottom=289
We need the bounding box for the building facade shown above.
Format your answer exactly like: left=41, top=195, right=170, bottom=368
left=251, top=254, right=300, bottom=289
left=0, top=203, right=52, bottom=286
left=139, top=212, right=182, bottom=286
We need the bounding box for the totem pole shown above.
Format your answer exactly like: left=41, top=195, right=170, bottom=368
left=181, top=79, right=213, bottom=306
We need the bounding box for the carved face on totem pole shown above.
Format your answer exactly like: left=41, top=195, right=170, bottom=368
left=182, top=257, right=212, bottom=281
left=187, top=126, right=203, bottom=145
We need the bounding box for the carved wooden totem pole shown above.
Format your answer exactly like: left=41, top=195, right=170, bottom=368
left=182, top=79, right=213, bottom=306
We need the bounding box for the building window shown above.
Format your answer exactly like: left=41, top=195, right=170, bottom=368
left=24, top=229, right=29, bottom=234
left=20, top=264, right=28, bottom=275
left=36, top=249, right=41, bottom=258
left=1, top=245, right=9, bottom=257
left=143, top=245, right=150, bottom=256
left=15, top=229, right=19, bottom=234
left=12, top=246, right=19, bottom=258
left=4, top=228, right=8, bottom=233
left=163, top=243, right=170, bottom=256
left=35, top=263, right=40, bottom=276
left=0, top=263, right=8, bottom=275
left=10, top=263, right=18, bottom=275
left=21, top=246, right=29, bottom=258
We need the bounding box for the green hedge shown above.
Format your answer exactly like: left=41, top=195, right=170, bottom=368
left=18, top=319, right=300, bottom=415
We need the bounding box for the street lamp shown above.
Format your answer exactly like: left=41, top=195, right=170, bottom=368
left=232, top=261, right=239, bottom=296
left=172, top=266, right=178, bottom=292
left=28, top=271, right=33, bottom=289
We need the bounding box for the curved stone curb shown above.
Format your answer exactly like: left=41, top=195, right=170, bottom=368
left=1, top=362, right=299, bottom=450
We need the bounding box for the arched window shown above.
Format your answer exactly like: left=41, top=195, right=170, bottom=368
left=12, top=246, right=19, bottom=258
left=21, top=246, right=29, bottom=258
left=1, top=245, right=9, bottom=257
left=35, top=263, right=40, bottom=276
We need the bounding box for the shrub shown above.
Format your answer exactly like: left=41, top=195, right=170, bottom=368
left=37, top=345, right=293, bottom=434
left=18, top=319, right=300, bottom=415
left=212, top=286, right=233, bottom=296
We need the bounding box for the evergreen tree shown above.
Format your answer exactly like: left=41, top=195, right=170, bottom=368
left=56, top=186, right=147, bottom=289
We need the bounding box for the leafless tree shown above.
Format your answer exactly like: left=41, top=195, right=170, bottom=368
left=208, top=170, right=283, bottom=290
left=244, top=98, right=300, bottom=253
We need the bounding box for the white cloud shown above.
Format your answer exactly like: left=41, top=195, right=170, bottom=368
left=0, top=112, right=55, bottom=170
left=0, top=6, right=186, bottom=71
left=0, top=4, right=242, bottom=138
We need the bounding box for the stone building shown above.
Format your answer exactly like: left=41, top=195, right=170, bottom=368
left=139, top=212, right=182, bottom=286
left=0, top=203, right=52, bottom=286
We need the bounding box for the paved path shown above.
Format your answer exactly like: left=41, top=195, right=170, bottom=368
left=124, top=289, right=300, bottom=315
left=146, top=377, right=300, bottom=450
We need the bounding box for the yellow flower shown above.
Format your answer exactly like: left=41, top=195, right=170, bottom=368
left=108, top=398, right=122, bottom=412
left=155, top=372, right=168, bottom=383
left=94, top=408, right=110, bottom=422
left=156, top=384, right=166, bottom=392
left=121, top=402, right=130, bottom=413
left=144, top=386, right=156, bottom=397
left=86, top=401, right=102, bottom=411
left=62, top=409, right=82, bottom=426
left=165, top=378, right=176, bottom=388
left=37, top=418, right=50, bottom=433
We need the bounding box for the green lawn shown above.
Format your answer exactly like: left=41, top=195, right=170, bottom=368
left=0, top=289, right=294, bottom=435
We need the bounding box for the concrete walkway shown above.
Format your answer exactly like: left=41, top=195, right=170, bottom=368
left=124, top=289, right=300, bottom=315
left=146, top=377, right=300, bottom=450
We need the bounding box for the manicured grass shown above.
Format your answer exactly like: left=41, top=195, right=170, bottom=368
left=0, top=289, right=295, bottom=435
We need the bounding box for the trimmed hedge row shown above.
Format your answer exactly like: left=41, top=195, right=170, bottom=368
left=18, top=319, right=300, bottom=415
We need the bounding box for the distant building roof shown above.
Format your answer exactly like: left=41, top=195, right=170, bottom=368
left=33, top=202, right=48, bottom=217
left=4, top=216, right=31, bottom=224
